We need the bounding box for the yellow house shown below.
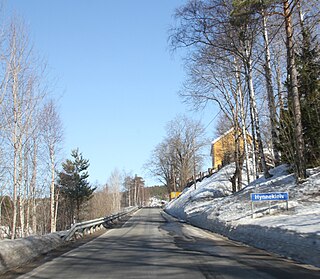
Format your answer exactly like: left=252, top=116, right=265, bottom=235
left=210, top=128, right=252, bottom=169
left=170, top=191, right=181, bottom=200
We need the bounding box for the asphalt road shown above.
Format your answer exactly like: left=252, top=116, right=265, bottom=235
left=17, top=208, right=319, bottom=279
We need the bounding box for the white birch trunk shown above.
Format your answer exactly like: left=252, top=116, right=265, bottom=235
left=50, top=145, right=56, bottom=232
left=235, top=59, right=251, bottom=184
left=31, top=137, right=38, bottom=234
left=54, top=188, right=59, bottom=231
left=244, top=39, right=271, bottom=179
left=262, top=11, right=280, bottom=165
left=11, top=37, right=19, bottom=239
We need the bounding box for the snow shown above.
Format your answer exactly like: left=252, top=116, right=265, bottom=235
left=0, top=233, right=64, bottom=274
left=165, top=164, right=320, bottom=267
left=0, top=165, right=318, bottom=274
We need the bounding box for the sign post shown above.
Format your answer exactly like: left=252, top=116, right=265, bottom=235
left=250, top=192, right=289, bottom=218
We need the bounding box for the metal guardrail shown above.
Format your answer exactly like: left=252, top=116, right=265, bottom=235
left=63, top=206, right=138, bottom=241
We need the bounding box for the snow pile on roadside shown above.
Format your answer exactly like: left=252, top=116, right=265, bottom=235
left=166, top=164, right=235, bottom=220
left=165, top=164, right=320, bottom=267
left=0, top=233, right=64, bottom=274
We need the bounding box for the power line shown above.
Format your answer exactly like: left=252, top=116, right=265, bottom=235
left=204, top=110, right=221, bottom=131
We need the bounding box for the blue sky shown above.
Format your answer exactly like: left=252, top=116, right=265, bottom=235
left=7, top=0, right=218, bottom=186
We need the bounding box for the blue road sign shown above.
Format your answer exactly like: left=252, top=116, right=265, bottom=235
left=251, top=192, right=289, bottom=202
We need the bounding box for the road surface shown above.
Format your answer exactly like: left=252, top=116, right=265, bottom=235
left=17, top=208, right=319, bottom=278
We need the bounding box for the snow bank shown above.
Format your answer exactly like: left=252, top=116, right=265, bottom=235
left=0, top=233, right=64, bottom=274
left=166, top=164, right=235, bottom=220
left=165, top=164, right=320, bottom=267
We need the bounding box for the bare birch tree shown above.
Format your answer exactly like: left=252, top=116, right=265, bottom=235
left=146, top=139, right=177, bottom=193
left=88, top=184, right=112, bottom=219
left=4, top=19, right=32, bottom=239
left=147, top=115, right=207, bottom=192
left=169, top=0, right=272, bottom=180
left=0, top=17, right=52, bottom=237
left=40, top=100, right=63, bottom=232
left=107, top=169, right=122, bottom=213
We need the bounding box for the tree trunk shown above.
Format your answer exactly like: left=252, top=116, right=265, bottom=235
left=0, top=197, right=3, bottom=228
left=133, top=177, right=137, bottom=206
left=128, top=185, right=131, bottom=207
left=76, top=199, right=80, bottom=223
left=247, top=74, right=258, bottom=179
left=262, top=10, right=280, bottom=165
left=233, top=126, right=241, bottom=192
left=18, top=132, right=24, bottom=238
left=11, top=55, right=19, bottom=239
left=31, top=137, right=38, bottom=234
left=244, top=40, right=272, bottom=179
left=50, top=146, right=56, bottom=232
left=23, top=141, right=29, bottom=236
left=275, top=52, right=284, bottom=110
left=12, top=139, right=18, bottom=239
left=54, top=188, right=59, bottom=230
left=235, top=59, right=251, bottom=184
left=192, top=138, right=197, bottom=189
left=283, top=0, right=306, bottom=179
left=234, top=78, right=242, bottom=191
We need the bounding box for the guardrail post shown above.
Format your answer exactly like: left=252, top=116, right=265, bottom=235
left=251, top=201, right=254, bottom=218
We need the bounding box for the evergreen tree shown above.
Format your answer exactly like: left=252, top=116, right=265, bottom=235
left=277, top=103, right=295, bottom=167
left=296, top=26, right=320, bottom=167
left=57, top=149, right=96, bottom=223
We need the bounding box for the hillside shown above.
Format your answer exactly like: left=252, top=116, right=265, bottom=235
left=165, top=164, right=320, bottom=267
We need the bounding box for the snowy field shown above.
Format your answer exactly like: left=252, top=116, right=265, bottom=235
left=165, top=164, right=320, bottom=268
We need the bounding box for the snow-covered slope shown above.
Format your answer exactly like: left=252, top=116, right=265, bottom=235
left=165, top=164, right=320, bottom=267
left=0, top=233, right=64, bottom=274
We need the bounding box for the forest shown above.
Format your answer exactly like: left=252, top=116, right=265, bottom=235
left=148, top=0, right=320, bottom=194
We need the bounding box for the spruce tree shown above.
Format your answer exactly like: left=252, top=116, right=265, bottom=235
left=58, top=149, right=96, bottom=223
left=277, top=104, right=295, bottom=167
left=296, top=26, right=320, bottom=167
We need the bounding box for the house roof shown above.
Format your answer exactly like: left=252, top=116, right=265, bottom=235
left=211, top=127, right=253, bottom=146
left=211, top=127, right=234, bottom=145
